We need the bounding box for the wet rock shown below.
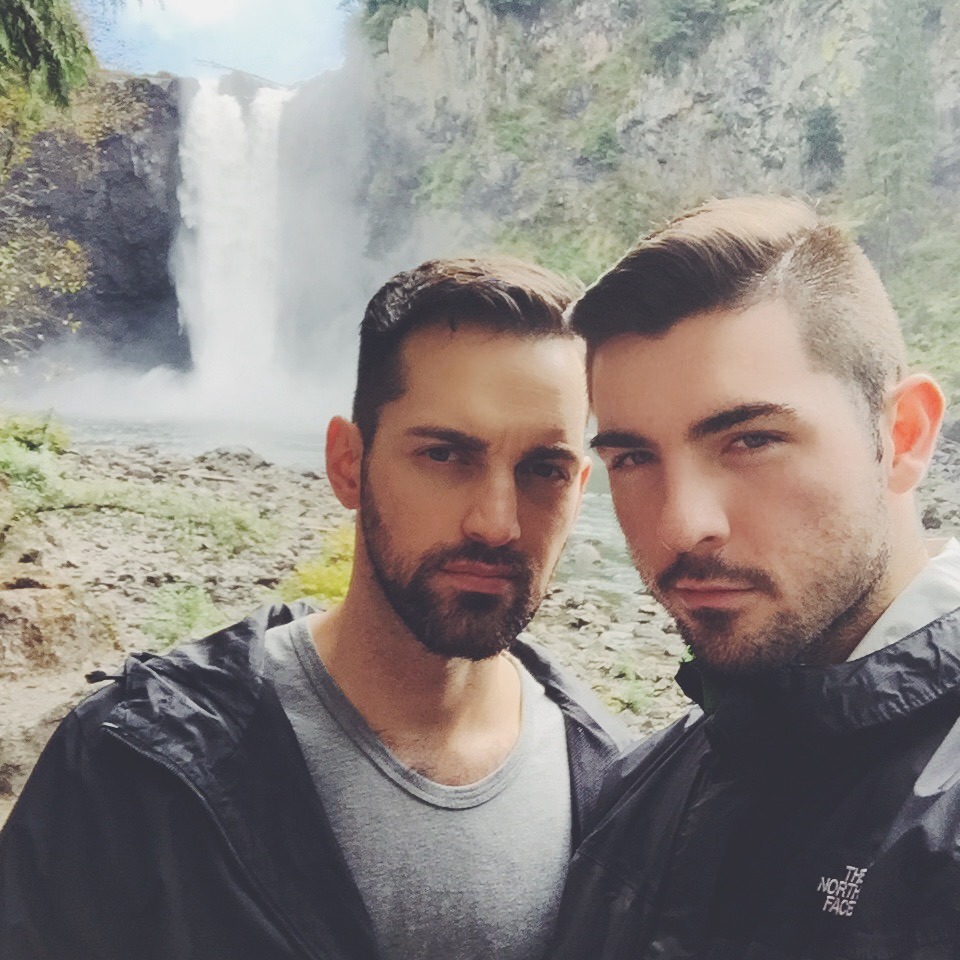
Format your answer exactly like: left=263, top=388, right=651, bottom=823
left=568, top=542, right=602, bottom=573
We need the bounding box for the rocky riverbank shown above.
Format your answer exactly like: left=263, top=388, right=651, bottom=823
left=2, top=435, right=959, bottom=825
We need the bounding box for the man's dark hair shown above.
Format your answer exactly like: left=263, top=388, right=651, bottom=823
left=352, top=256, right=582, bottom=444
left=570, top=196, right=908, bottom=422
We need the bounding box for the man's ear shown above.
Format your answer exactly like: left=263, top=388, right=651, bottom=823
left=885, top=374, right=945, bottom=495
left=326, top=417, right=364, bottom=510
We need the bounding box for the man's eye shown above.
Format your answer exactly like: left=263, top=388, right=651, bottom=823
left=731, top=432, right=783, bottom=452
left=607, top=450, right=653, bottom=470
left=425, top=447, right=459, bottom=463
left=521, top=461, right=568, bottom=482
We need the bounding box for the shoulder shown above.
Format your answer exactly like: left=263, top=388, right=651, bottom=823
left=586, top=708, right=709, bottom=846
left=511, top=635, right=636, bottom=754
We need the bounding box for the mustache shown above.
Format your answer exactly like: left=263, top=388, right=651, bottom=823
left=656, top=553, right=777, bottom=596
left=420, top=540, right=532, bottom=579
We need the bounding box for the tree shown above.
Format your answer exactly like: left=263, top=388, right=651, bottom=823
left=0, top=0, right=94, bottom=106
left=850, top=0, right=936, bottom=268
left=803, top=103, right=844, bottom=192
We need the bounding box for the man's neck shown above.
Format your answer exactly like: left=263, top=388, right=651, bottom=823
left=305, top=588, right=523, bottom=786
left=828, top=531, right=932, bottom=664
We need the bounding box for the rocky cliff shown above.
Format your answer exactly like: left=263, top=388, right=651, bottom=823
left=0, top=70, right=187, bottom=371
left=3, top=0, right=958, bottom=394
left=333, top=0, right=960, bottom=397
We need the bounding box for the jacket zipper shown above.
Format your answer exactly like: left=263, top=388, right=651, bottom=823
left=104, top=723, right=327, bottom=960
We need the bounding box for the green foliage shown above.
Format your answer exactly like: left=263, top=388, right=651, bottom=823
left=0, top=220, right=88, bottom=374
left=0, top=435, right=58, bottom=491
left=491, top=107, right=544, bottom=161
left=415, top=144, right=476, bottom=209
left=578, top=117, right=623, bottom=169
left=645, top=0, right=771, bottom=71
left=142, top=584, right=231, bottom=649
left=0, top=410, right=68, bottom=452
left=886, top=223, right=960, bottom=406
left=0, top=412, right=273, bottom=557
left=648, top=0, right=727, bottom=72
left=0, top=0, right=94, bottom=106
left=607, top=661, right=654, bottom=715
left=848, top=0, right=936, bottom=268
left=487, top=0, right=544, bottom=15
left=355, top=0, right=427, bottom=51
left=0, top=71, right=52, bottom=174
left=280, top=525, right=355, bottom=605
left=803, top=103, right=844, bottom=187
left=496, top=172, right=687, bottom=283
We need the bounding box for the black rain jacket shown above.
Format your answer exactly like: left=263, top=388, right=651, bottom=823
left=549, top=606, right=960, bottom=960
left=0, top=602, right=632, bottom=960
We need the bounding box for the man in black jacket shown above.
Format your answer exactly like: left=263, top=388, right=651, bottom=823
left=0, top=256, right=632, bottom=960
left=550, top=196, right=959, bottom=959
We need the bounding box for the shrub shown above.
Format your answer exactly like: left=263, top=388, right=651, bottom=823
left=281, top=524, right=355, bottom=605
left=649, top=0, right=727, bottom=72
left=804, top=104, right=844, bottom=173
left=0, top=411, right=69, bottom=452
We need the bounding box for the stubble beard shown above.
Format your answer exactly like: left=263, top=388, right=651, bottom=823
left=643, top=507, right=893, bottom=676
left=359, top=482, right=541, bottom=662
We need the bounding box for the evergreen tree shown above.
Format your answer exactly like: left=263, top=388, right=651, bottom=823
left=0, top=0, right=94, bottom=105
left=851, top=0, right=936, bottom=268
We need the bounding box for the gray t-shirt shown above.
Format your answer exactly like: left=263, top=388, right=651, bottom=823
left=262, top=618, right=572, bottom=960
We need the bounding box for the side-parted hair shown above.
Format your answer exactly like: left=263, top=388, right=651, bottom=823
left=570, top=196, right=908, bottom=421
left=352, top=256, right=583, bottom=444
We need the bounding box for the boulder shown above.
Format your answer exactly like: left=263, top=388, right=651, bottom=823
left=0, top=567, right=120, bottom=680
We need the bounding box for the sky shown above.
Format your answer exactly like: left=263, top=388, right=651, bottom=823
left=75, top=0, right=351, bottom=85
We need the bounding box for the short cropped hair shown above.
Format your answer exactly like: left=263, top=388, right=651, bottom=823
left=570, top=196, right=908, bottom=421
left=352, top=256, right=582, bottom=445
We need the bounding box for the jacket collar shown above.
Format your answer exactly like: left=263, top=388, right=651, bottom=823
left=677, top=606, right=960, bottom=742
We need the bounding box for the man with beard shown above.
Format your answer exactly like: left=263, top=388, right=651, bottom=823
left=0, top=257, right=631, bottom=960
left=548, top=196, right=960, bottom=960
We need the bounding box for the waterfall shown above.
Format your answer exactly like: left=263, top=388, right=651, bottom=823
left=174, top=79, right=292, bottom=398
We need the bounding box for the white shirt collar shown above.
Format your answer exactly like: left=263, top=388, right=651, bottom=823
left=847, top=538, right=960, bottom=661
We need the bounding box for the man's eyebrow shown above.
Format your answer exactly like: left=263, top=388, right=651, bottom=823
left=521, top=444, right=581, bottom=464
left=405, top=426, right=486, bottom=453
left=590, top=430, right=652, bottom=451
left=689, top=402, right=799, bottom=441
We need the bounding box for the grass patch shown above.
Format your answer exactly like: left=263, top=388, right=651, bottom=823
left=141, top=584, right=231, bottom=649
left=0, top=411, right=273, bottom=557
left=607, top=661, right=655, bottom=715
left=280, top=524, right=355, bottom=605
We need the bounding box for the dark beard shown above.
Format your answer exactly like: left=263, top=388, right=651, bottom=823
left=359, top=483, right=538, bottom=661
left=653, top=544, right=890, bottom=674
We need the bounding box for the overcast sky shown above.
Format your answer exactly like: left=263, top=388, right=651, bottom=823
left=76, top=0, right=350, bottom=85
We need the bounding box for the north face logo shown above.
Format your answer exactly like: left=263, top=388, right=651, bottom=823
left=817, top=865, right=868, bottom=917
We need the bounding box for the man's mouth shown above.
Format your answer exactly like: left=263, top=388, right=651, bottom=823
left=670, top=580, right=758, bottom=610
left=437, top=561, right=520, bottom=594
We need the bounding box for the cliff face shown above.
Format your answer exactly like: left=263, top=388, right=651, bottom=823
left=306, top=0, right=954, bottom=401
left=0, top=72, right=187, bottom=370
left=4, top=0, right=958, bottom=390
left=360, top=0, right=960, bottom=246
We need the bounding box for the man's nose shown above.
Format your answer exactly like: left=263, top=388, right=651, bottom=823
left=655, top=468, right=730, bottom=555
left=462, top=472, right=522, bottom=548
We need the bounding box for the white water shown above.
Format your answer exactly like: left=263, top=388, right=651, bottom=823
left=174, top=80, right=292, bottom=396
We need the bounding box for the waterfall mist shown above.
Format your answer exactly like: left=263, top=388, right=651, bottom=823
left=5, top=57, right=474, bottom=448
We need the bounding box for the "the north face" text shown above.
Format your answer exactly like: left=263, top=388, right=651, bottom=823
left=817, top=865, right=868, bottom=917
